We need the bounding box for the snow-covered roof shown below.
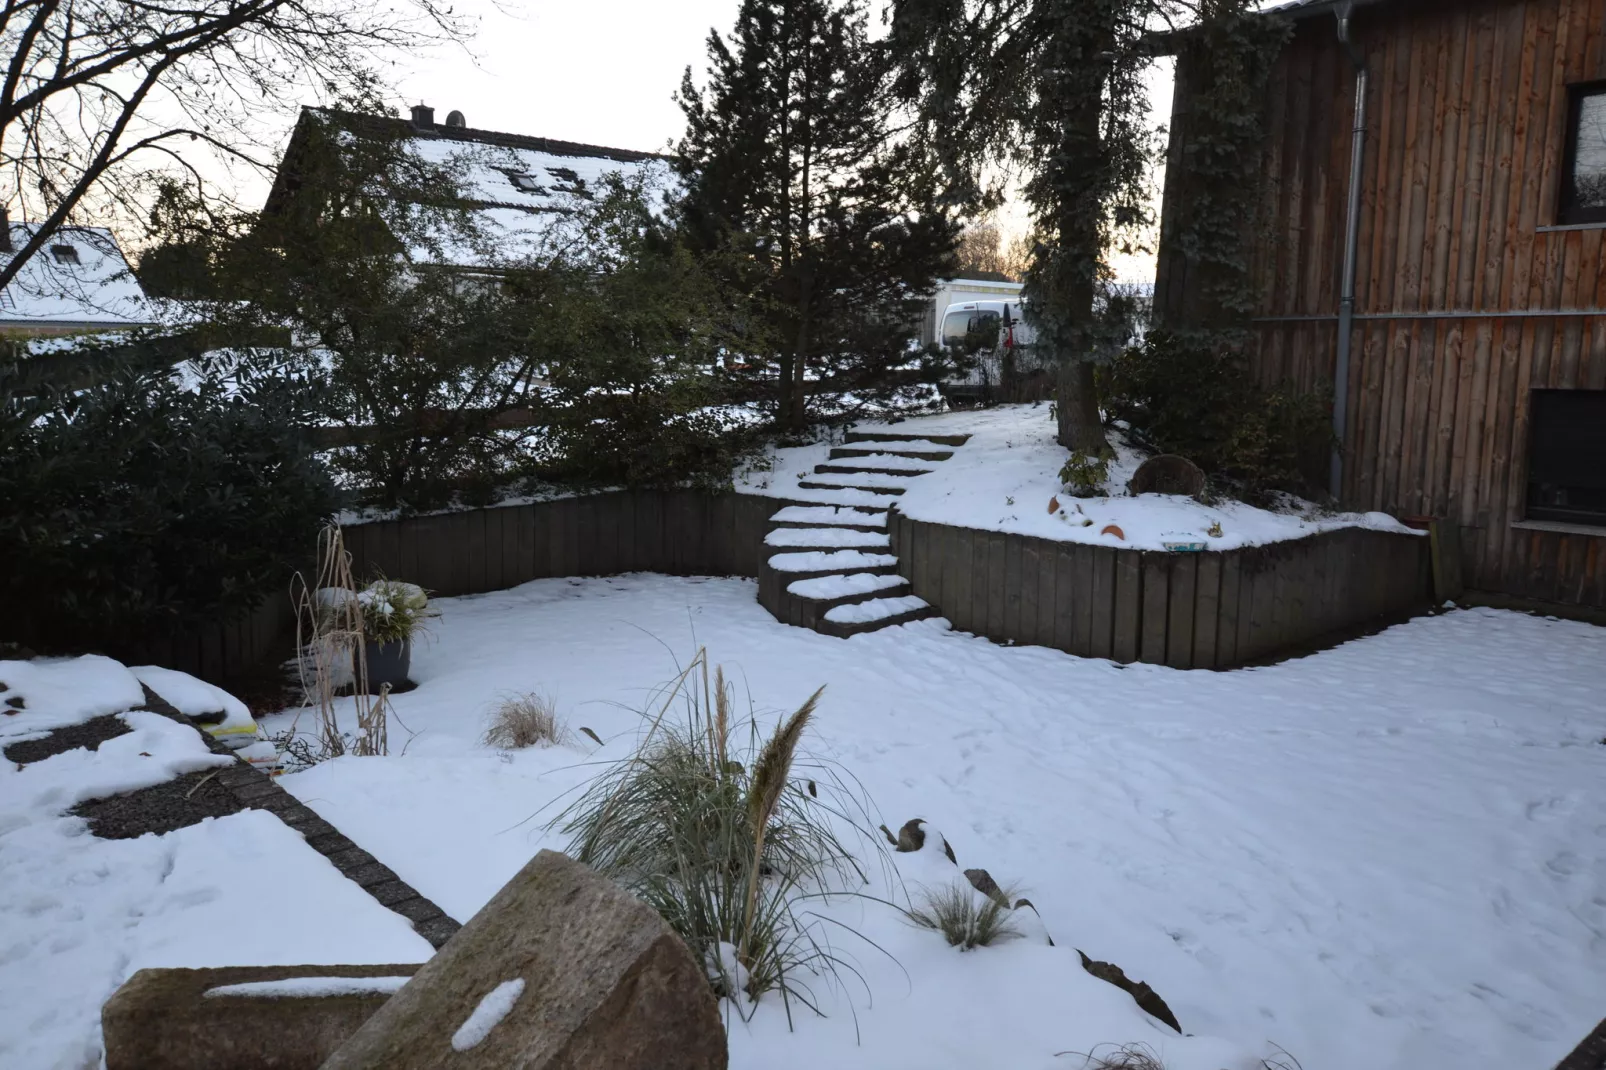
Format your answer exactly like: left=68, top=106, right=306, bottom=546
left=1259, top=0, right=1397, bottom=19
left=0, top=225, right=155, bottom=329
left=268, top=107, right=670, bottom=270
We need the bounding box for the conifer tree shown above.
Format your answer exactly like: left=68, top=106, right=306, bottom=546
left=676, top=0, right=961, bottom=430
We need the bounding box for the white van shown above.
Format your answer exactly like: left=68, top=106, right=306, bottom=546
left=938, top=299, right=1047, bottom=403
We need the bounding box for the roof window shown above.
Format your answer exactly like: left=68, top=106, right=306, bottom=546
left=49, top=243, right=79, bottom=265
left=508, top=172, right=546, bottom=194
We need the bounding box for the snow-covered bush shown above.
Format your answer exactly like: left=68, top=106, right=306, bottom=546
left=482, top=692, right=566, bottom=749
left=553, top=649, right=881, bottom=1018
left=1059, top=448, right=1112, bottom=497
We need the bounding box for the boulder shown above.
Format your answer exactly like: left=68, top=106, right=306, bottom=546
left=963, top=867, right=1006, bottom=906
left=1127, top=454, right=1207, bottom=500
left=1077, top=950, right=1181, bottom=1033
left=892, top=818, right=956, bottom=863
left=318, top=850, right=726, bottom=1070
left=102, top=963, right=421, bottom=1070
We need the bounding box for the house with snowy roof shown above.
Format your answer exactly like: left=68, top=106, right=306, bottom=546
left=261, top=104, right=666, bottom=271
left=0, top=216, right=156, bottom=337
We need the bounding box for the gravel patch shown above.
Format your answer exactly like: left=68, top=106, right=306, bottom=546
left=71, top=766, right=242, bottom=839
left=4, top=713, right=133, bottom=766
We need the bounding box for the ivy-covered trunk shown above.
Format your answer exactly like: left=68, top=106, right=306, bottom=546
left=1056, top=360, right=1105, bottom=454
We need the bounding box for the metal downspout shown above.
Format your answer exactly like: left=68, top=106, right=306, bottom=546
left=1332, top=3, right=1368, bottom=500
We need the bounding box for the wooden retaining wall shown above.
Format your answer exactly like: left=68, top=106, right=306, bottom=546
left=887, top=510, right=1434, bottom=669
left=148, top=490, right=779, bottom=683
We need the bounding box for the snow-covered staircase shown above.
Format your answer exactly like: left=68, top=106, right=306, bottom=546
left=756, top=430, right=970, bottom=638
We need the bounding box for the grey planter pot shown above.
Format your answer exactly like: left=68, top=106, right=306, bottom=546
left=363, top=638, right=412, bottom=691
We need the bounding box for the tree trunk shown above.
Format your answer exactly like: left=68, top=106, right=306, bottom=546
left=777, top=353, right=796, bottom=426
left=1056, top=359, right=1106, bottom=454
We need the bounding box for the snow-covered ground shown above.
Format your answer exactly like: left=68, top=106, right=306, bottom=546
left=248, top=575, right=1606, bottom=1070
left=737, top=404, right=1419, bottom=551
left=0, top=658, right=432, bottom=1070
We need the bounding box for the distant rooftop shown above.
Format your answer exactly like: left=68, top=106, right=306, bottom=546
left=0, top=224, right=154, bottom=329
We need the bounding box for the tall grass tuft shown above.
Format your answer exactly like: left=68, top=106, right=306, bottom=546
left=483, top=691, right=567, bottom=749
left=552, top=649, right=881, bottom=1023
left=908, top=880, right=1022, bottom=951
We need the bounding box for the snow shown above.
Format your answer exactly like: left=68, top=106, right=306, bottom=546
left=795, top=471, right=918, bottom=491
left=205, top=975, right=412, bottom=999
left=765, top=527, right=891, bottom=548
left=787, top=572, right=906, bottom=600
left=0, top=655, right=433, bottom=1068
left=2, top=711, right=235, bottom=816
left=451, top=977, right=526, bottom=1051
left=770, top=505, right=888, bottom=528
left=250, top=575, right=1606, bottom=1070
left=767, top=549, right=899, bottom=572
left=850, top=405, right=1420, bottom=551
left=0, top=655, right=146, bottom=742
left=824, top=452, right=939, bottom=471
left=0, top=224, right=154, bottom=327
left=822, top=594, right=929, bottom=624
left=130, top=665, right=260, bottom=750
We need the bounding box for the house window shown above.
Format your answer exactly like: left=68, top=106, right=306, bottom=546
left=507, top=172, right=545, bottom=194
left=49, top=243, right=79, bottom=265
left=1527, top=389, right=1606, bottom=525
left=1559, top=82, right=1606, bottom=225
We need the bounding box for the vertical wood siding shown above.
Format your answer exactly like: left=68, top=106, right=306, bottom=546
left=1156, top=0, right=1606, bottom=608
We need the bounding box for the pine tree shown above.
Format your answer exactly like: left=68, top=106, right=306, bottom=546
left=676, top=0, right=961, bottom=430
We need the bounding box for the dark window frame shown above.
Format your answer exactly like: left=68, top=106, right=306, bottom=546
left=1526, top=388, right=1606, bottom=527
left=48, top=243, right=79, bottom=265
left=1558, top=80, right=1606, bottom=226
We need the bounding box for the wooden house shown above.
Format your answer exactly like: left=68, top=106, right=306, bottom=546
left=1154, top=0, right=1606, bottom=613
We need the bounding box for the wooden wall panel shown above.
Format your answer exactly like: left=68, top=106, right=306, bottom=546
left=1161, top=0, right=1606, bottom=609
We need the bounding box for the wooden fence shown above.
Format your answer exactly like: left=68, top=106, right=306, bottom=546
left=887, top=509, right=1433, bottom=669
left=152, top=490, right=779, bottom=682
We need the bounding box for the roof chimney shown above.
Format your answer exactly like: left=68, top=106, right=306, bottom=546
left=410, top=102, right=435, bottom=128
left=0, top=207, right=10, bottom=253
left=445, top=110, right=466, bottom=128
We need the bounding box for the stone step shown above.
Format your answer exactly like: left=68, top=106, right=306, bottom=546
left=776, top=486, right=902, bottom=510
left=819, top=452, right=937, bottom=472
left=765, top=549, right=900, bottom=573
left=763, top=527, right=891, bottom=550
left=843, top=430, right=970, bottom=447
left=814, top=462, right=935, bottom=477
left=822, top=593, right=930, bottom=626
left=829, top=446, right=955, bottom=462
left=769, top=505, right=889, bottom=529
left=797, top=477, right=907, bottom=495
left=817, top=600, right=940, bottom=639
left=785, top=572, right=909, bottom=603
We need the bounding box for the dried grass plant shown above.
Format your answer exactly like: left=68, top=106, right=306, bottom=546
left=1057, top=1043, right=1167, bottom=1069
left=285, top=524, right=390, bottom=761
left=483, top=692, right=567, bottom=749
left=907, top=880, right=1022, bottom=950
left=551, top=648, right=889, bottom=1026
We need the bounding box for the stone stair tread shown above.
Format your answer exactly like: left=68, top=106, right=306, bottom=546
left=767, top=549, right=899, bottom=573
left=818, top=452, right=936, bottom=471
left=815, top=459, right=937, bottom=472
left=799, top=471, right=918, bottom=489
left=829, top=446, right=954, bottom=461
left=843, top=431, right=970, bottom=447
left=797, top=479, right=907, bottom=495
left=786, top=572, right=907, bottom=600
left=764, top=527, right=892, bottom=549
left=823, top=594, right=930, bottom=624
left=774, top=487, right=902, bottom=509
left=770, top=505, right=889, bottom=528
